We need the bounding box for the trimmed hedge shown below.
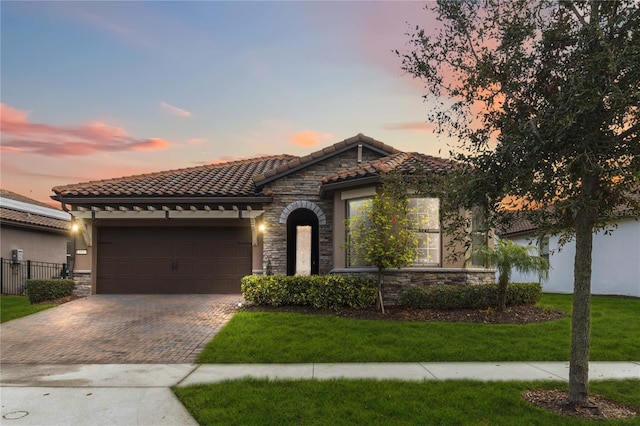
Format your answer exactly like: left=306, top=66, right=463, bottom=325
left=399, top=283, right=542, bottom=310
left=241, top=275, right=377, bottom=310
left=25, top=279, right=75, bottom=304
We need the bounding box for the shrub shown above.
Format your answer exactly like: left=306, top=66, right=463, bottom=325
left=399, top=283, right=541, bottom=310
left=241, top=275, right=377, bottom=310
left=25, top=279, right=75, bottom=304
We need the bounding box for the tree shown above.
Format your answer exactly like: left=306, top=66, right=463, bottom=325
left=399, top=0, right=639, bottom=408
left=346, top=189, right=417, bottom=314
left=474, top=239, right=549, bottom=311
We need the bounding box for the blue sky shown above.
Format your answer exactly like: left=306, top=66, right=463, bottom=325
left=1, top=1, right=450, bottom=205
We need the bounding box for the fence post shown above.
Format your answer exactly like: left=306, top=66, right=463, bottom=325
left=27, top=259, right=32, bottom=280
left=1, top=257, right=4, bottom=294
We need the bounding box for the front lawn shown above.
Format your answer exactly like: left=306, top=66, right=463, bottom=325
left=0, top=295, right=54, bottom=323
left=198, top=294, right=640, bottom=363
left=174, top=379, right=640, bottom=426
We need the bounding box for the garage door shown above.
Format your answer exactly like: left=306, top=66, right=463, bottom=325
left=96, top=226, right=252, bottom=294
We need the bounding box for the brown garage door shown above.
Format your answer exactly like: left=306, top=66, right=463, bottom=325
left=96, top=226, right=251, bottom=294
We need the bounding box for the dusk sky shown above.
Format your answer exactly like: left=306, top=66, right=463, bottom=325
left=1, top=1, right=451, bottom=206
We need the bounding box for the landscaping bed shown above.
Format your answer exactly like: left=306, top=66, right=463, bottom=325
left=523, top=388, right=638, bottom=421
left=243, top=303, right=565, bottom=324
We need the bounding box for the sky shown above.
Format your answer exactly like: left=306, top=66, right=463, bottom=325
left=1, top=1, right=452, bottom=206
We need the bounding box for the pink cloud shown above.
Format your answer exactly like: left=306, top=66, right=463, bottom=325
left=382, top=122, right=437, bottom=132
left=290, top=131, right=332, bottom=148
left=160, top=101, right=191, bottom=117
left=0, top=103, right=170, bottom=156
left=1, top=104, right=29, bottom=123
left=187, top=138, right=206, bottom=145
left=132, top=138, right=170, bottom=151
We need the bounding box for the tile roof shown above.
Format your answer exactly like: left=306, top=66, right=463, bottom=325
left=253, top=133, right=400, bottom=184
left=0, top=207, right=70, bottom=231
left=495, top=216, right=538, bottom=236
left=50, top=135, right=455, bottom=202
left=52, top=155, right=297, bottom=199
left=0, top=189, right=55, bottom=209
left=1, top=189, right=70, bottom=231
left=321, top=152, right=456, bottom=185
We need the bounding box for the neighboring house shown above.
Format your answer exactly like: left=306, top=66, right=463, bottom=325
left=52, top=134, right=494, bottom=297
left=498, top=216, right=640, bottom=298
left=1, top=189, right=71, bottom=294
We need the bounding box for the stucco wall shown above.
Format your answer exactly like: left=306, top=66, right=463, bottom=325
left=1, top=226, right=68, bottom=264
left=504, top=218, right=640, bottom=297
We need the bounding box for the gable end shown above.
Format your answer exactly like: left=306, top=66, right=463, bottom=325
left=253, top=133, right=399, bottom=188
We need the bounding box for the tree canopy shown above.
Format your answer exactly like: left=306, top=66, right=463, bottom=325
left=399, top=0, right=639, bottom=408
left=401, top=0, right=639, bottom=236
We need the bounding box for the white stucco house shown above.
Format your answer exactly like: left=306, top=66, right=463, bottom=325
left=498, top=216, right=640, bottom=298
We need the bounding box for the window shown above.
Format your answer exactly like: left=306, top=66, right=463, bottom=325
left=539, top=235, right=549, bottom=262
left=408, top=198, right=440, bottom=266
left=346, top=196, right=441, bottom=267
left=346, top=197, right=372, bottom=267
left=471, top=206, right=488, bottom=267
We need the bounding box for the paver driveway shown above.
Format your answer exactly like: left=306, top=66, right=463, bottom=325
left=0, top=294, right=242, bottom=364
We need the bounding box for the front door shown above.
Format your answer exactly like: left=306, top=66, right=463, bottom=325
left=286, top=209, right=319, bottom=275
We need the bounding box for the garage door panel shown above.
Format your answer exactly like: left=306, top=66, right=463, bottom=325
left=97, top=226, right=251, bottom=294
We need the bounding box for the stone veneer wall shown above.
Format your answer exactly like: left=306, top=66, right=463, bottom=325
left=261, top=148, right=384, bottom=275
left=332, top=267, right=496, bottom=305
left=72, top=270, right=92, bottom=296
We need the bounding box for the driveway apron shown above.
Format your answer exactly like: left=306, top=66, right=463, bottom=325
left=0, top=294, right=242, bottom=364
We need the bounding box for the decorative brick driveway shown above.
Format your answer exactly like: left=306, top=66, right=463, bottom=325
left=0, top=295, right=242, bottom=364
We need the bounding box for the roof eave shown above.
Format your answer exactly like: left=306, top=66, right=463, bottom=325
left=0, top=219, right=70, bottom=234
left=54, top=195, right=273, bottom=206
left=319, top=175, right=382, bottom=199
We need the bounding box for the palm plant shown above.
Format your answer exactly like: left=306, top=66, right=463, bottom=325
left=474, top=238, right=549, bottom=311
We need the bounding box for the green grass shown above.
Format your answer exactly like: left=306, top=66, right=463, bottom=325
left=0, top=295, right=54, bottom=323
left=198, top=294, right=640, bottom=363
left=174, top=379, right=640, bottom=426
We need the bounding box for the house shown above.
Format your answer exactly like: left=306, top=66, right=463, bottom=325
left=51, top=134, right=494, bottom=298
left=0, top=189, right=71, bottom=294
left=498, top=216, right=640, bottom=298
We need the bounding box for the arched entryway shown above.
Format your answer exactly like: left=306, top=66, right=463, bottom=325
left=286, top=208, right=320, bottom=276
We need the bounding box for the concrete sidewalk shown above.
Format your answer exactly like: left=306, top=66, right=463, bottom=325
left=2, top=362, right=639, bottom=425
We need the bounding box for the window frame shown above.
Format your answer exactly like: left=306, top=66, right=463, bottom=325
left=471, top=206, right=489, bottom=267
left=345, top=196, right=373, bottom=267
left=539, top=235, right=550, bottom=262
left=344, top=194, right=443, bottom=268
left=407, top=197, right=441, bottom=267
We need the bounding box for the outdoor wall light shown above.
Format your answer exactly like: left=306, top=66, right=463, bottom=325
left=258, top=223, right=267, bottom=233
left=71, top=222, right=80, bottom=233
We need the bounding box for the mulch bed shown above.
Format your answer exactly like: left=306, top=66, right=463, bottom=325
left=242, top=303, right=566, bottom=324
left=523, top=389, right=638, bottom=420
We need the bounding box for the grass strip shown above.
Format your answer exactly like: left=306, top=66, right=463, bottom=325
left=174, top=379, right=640, bottom=426
left=0, top=295, right=54, bottom=323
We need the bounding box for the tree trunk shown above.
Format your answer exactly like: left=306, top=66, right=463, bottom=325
left=568, top=206, right=595, bottom=408
left=377, top=269, right=386, bottom=314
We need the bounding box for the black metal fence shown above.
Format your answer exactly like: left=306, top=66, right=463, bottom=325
left=0, top=258, right=67, bottom=295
